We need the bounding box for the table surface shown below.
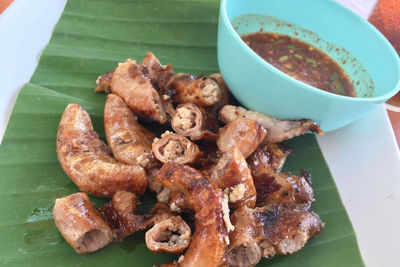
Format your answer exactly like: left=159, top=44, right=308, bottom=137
left=1, top=1, right=400, bottom=267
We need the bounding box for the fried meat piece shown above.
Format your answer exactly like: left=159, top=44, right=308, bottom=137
left=227, top=204, right=324, bottom=266
left=95, top=70, right=114, bottom=93
left=145, top=216, right=191, bottom=254
left=171, top=103, right=218, bottom=141
left=152, top=132, right=202, bottom=165
left=104, top=94, right=156, bottom=168
left=98, top=191, right=147, bottom=241
left=217, top=119, right=267, bottom=158
left=156, top=163, right=229, bottom=267
left=56, top=104, right=147, bottom=197
left=219, top=105, right=323, bottom=143
left=110, top=59, right=167, bottom=123
left=171, top=73, right=224, bottom=107
left=248, top=151, right=314, bottom=207
left=248, top=143, right=293, bottom=175
left=141, top=52, right=174, bottom=91
left=53, top=193, right=113, bottom=254
left=211, top=146, right=256, bottom=209
left=99, top=192, right=174, bottom=241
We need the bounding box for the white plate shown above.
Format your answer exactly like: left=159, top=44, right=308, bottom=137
left=1, top=0, right=399, bottom=266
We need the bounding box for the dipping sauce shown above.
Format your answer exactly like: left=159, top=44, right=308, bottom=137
left=242, top=32, right=357, bottom=97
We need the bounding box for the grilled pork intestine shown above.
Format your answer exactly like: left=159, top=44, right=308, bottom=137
left=95, top=70, right=114, bottom=93
left=219, top=105, right=323, bottom=144
left=104, top=94, right=156, bottom=168
left=145, top=216, right=191, bottom=254
left=248, top=143, right=293, bottom=175
left=170, top=73, right=223, bottom=107
left=53, top=193, right=113, bottom=254
left=95, top=53, right=174, bottom=124
left=152, top=132, right=202, bottom=165
left=110, top=59, right=167, bottom=123
left=248, top=147, right=314, bottom=207
left=141, top=52, right=174, bottom=91
left=56, top=104, right=147, bottom=198
left=227, top=204, right=324, bottom=267
left=156, top=163, right=229, bottom=267
left=171, top=103, right=218, bottom=141
left=217, top=119, right=267, bottom=159
left=211, top=146, right=256, bottom=209
left=99, top=191, right=175, bottom=241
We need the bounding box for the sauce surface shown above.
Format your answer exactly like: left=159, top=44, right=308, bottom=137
left=242, top=32, right=357, bottom=97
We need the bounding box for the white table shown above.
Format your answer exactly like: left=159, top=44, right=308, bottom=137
left=1, top=0, right=399, bottom=266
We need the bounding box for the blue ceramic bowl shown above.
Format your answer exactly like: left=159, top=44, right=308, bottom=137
left=218, top=0, right=400, bottom=132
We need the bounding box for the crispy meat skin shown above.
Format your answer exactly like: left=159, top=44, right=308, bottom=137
left=228, top=204, right=324, bottom=266
left=95, top=70, right=114, bottom=93
left=110, top=59, right=167, bottom=123
left=218, top=105, right=323, bottom=143
left=141, top=52, right=174, bottom=91
left=211, top=146, right=256, bottom=209
left=248, top=148, right=314, bottom=206
left=95, top=53, right=173, bottom=123
left=171, top=103, right=218, bottom=141
left=248, top=143, right=293, bottom=176
left=156, top=163, right=228, bottom=267
left=99, top=191, right=146, bottom=241
left=53, top=193, right=113, bottom=254
left=56, top=104, right=147, bottom=197
left=145, top=216, right=191, bottom=254
left=152, top=132, right=202, bottom=165
left=99, top=192, right=174, bottom=241
left=104, top=94, right=156, bottom=168
left=171, top=73, right=223, bottom=107
left=217, top=119, right=267, bottom=158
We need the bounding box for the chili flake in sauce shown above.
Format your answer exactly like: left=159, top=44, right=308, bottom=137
left=242, top=32, right=357, bottom=97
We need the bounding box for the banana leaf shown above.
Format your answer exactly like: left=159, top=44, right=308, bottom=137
left=0, top=0, right=364, bottom=266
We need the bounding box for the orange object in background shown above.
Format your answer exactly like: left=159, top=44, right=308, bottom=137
left=369, top=0, right=400, bottom=147
left=369, top=0, right=400, bottom=53
left=369, top=0, right=400, bottom=107
left=0, top=0, right=13, bottom=14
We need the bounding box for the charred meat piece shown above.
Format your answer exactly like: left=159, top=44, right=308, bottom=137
left=95, top=70, right=114, bottom=93
left=110, top=59, right=167, bottom=123
left=141, top=52, right=174, bottom=91
left=145, top=216, right=191, bottom=254
left=98, top=191, right=148, bottom=241
left=56, top=104, right=147, bottom=197
left=217, top=119, right=267, bottom=158
left=152, top=132, right=202, bottom=165
left=256, top=204, right=324, bottom=256
left=53, top=193, right=113, bottom=254
left=248, top=148, right=314, bottom=207
left=156, top=163, right=229, bottom=267
left=219, top=105, right=323, bottom=143
left=99, top=192, right=174, bottom=241
left=170, top=73, right=223, bottom=107
left=171, top=103, right=218, bottom=141
left=248, top=143, right=293, bottom=175
left=104, top=94, right=156, bottom=168
left=228, top=204, right=324, bottom=266
left=211, top=146, right=256, bottom=209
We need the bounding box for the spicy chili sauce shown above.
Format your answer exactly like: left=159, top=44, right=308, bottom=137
left=242, top=32, right=357, bottom=97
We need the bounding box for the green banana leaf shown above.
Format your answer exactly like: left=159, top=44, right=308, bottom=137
left=0, top=0, right=364, bottom=266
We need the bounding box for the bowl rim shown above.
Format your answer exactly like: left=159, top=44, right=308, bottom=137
left=220, top=0, right=400, bottom=103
